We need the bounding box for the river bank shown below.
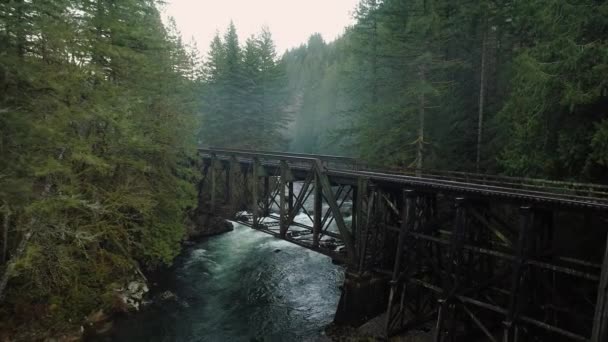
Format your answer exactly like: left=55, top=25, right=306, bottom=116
left=82, top=211, right=235, bottom=341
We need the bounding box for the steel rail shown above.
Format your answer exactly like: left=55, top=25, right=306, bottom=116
left=330, top=169, right=608, bottom=210
left=200, top=149, right=608, bottom=210
left=200, top=147, right=608, bottom=194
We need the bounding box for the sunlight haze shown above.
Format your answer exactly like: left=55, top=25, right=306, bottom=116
left=163, top=0, right=359, bottom=56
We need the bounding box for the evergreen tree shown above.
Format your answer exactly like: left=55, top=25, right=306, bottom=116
left=200, top=23, right=289, bottom=149
left=0, top=0, right=201, bottom=332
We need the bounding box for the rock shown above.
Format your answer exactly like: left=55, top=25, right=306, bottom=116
left=127, top=281, right=139, bottom=293
left=113, top=280, right=149, bottom=312
left=321, top=238, right=338, bottom=250
left=158, top=290, right=178, bottom=301
left=86, top=309, right=109, bottom=325
left=274, top=249, right=281, bottom=253
left=185, top=211, right=234, bottom=241
left=235, top=213, right=249, bottom=222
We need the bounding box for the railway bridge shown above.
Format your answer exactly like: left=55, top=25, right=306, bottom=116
left=197, top=147, right=608, bottom=342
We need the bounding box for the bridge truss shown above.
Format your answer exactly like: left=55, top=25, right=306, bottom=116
left=198, top=148, right=608, bottom=342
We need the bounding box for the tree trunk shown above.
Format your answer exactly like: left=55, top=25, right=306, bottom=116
left=476, top=21, right=488, bottom=173
left=0, top=232, right=32, bottom=303
left=417, top=65, right=426, bottom=175
left=15, top=0, right=26, bottom=58
left=1, top=207, right=9, bottom=264
left=371, top=1, right=378, bottom=107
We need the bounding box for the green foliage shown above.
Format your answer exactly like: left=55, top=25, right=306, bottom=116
left=282, top=0, right=608, bottom=182
left=497, top=0, right=608, bottom=180
left=200, top=23, right=290, bottom=149
left=0, top=0, right=201, bottom=330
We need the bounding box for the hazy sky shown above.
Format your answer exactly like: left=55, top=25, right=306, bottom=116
left=163, top=0, right=359, bottom=56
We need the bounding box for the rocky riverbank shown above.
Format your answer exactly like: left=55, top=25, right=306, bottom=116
left=83, top=212, right=234, bottom=341
left=0, top=212, right=235, bottom=342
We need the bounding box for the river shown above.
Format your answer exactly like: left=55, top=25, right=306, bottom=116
left=107, top=217, right=345, bottom=341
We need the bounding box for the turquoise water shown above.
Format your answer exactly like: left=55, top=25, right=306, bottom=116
left=109, top=222, right=344, bottom=341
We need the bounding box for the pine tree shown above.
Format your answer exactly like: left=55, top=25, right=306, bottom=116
left=0, top=0, right=201, bottom=330
left=201, top=23, right=289, bottom=149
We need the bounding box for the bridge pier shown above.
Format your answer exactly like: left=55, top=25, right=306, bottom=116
left=592, top=233, right=608, bottom=342
left=334, top=271, right=390, bottom=326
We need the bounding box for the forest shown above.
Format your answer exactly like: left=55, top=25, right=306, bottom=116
left=281, top=0, right=608, bottom=180
left=1, top=0, right=607, bottom=338
left=0, top=0, right=201, bottom=336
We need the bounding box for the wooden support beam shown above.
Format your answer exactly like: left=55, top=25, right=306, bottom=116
left=280, top=161, right=289, bottom=238
left=592, top=233, right=608, bottom=342
left=503, top=206, right=532, bottom=342
left=252, top=158, right=260, bottom=228
left=386, top=189, right=416, bottom=336
left=313, top=172, right=322, bottom=246
left=358, top=190, right=376, bottom=273
left=229, top=157, right=239, bottom=212
left=355, top=178, right=368, bottom=254
left=198, top=164, right=209, bottom=209
left=287, top=171, right=313, bottom=224
left=314, top=161, right=357, bottom=263
left=288, top=182, right=294, bottom=214
left=210, top=154, right=217, bottom=211
left=470, top=207, right=513, bottom=247
left=263, top=176, right=270, bottom=216
left=218, top=162, right=230, bottom=204
left=352, top=185, right=358, bottom=235
left=434, top=197, right=468, bottom=342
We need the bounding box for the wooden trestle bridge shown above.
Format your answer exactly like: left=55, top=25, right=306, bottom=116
left=198, top=147, right=608, bottom=342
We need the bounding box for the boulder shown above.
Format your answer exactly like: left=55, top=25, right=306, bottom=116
left=113, top=280, right=149, bottom=312
left=186, top=211, right=234, bottom=241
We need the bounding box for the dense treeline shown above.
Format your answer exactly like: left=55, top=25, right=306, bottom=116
left=200, top=23, right=290, bottom=149
left=0, top=0, right=200, bottom=334
left=284, top=0, right=608, bottom=182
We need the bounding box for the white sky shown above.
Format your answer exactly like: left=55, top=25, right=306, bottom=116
left=162, top=0, right=359, bottom=57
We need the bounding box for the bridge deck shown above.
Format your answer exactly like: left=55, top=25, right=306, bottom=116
left=200, top=147, right=608, bottom=211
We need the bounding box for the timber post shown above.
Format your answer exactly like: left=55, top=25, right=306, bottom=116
left=355, top=178, right=368, bottom=271
left=385, top=189, right=415, bottom=336
left=252, top=157, right=260, bottom=228
left=210, top=153, right=217, bottom=211
left=503, top=206, right=532, bottom=342
left=263, top=176, right=270, bottom=216
left=314, top=160, right=357, bottom=264
left=279, top=161, right=289, bottom=238
left=434, top=197, right=468, bottom=342
left=313, top=171, right=322, bottom=246
left=288, top=181, right=294, bottom=215
left=229, top=156, right=239, bottom=212
left=592, top=233, right=608, bottom=342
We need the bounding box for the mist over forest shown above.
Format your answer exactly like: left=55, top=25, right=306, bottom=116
left=0, top=0, right=607, bottom=339
left=203, top=0, right=608, bottom=182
